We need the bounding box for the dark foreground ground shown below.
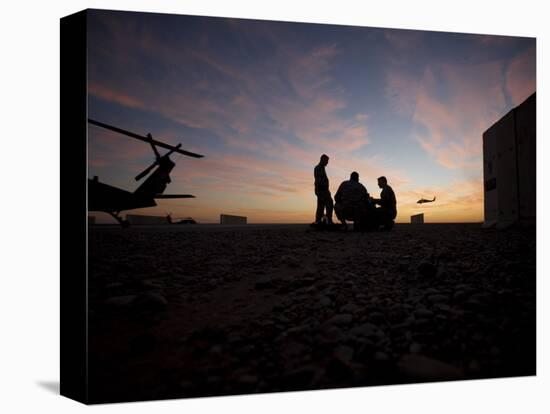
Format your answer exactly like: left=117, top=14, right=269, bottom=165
left=88, top=223, right=536, bottom=403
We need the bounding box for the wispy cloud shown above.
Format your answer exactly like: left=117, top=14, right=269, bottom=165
left=87, top=12, right=535, bottom=223
left=88, top=16, right=375, bottom=193
left=388, top=60, right=509, bottom=170
left=506, top=45, right=536, bottom=105
left=90, top=14, right=371, bottom=155
left=89, top=83, right=143, bottom=109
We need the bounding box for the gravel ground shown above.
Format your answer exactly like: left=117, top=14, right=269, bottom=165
left=87, top=223, right=536, bottom=403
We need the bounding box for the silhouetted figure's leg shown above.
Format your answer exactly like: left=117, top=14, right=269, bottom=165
left=315, top=189, right=333, bottom=224
left=315, top=193, right=324, bottom=223
left=325, top=196, right=334, bottom=224
left=334, top=203, right=347, bottom=230
left=334, top=203, right=343, bottom=222
left=377, top=209, right=395, bottom=231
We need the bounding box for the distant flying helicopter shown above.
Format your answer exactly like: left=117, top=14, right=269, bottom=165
left=417, top=196, right=436, bottom=204
left=88, top=119, right=204, bottom=227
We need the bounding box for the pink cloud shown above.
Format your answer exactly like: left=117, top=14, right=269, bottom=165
left=390, top=60, right=510, bottom=170
left=385, top=70, right=421, bottom=115
left=88, top=83, right=142, bottom=109
left=506, top=46, right=536, bottom=105
left=386, top=46, right=531, bottom=172
left=287, top=44, right=340, bottom=100
left=406, top=45, right=535, bottom=175
left=90, top=18, right=372, bottom=163
left=267, top=94, right=369, bottom=153
left=255, top=44, right=371, bottom=153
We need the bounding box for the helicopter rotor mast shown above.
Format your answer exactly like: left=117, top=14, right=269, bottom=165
left=134, top=141, right=185, bottom=181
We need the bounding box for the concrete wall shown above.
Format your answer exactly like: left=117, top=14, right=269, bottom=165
left=220, top=214, right=247, bottom=225
left=482, top=92, right=535, bottom=228
left=495, top=111, right=518, bottom=227
left=126, top=214, right=168, bottom=225
left=410, top=213, right=424, bottom=224
left=515, top=93, right=536, bottom=222
left=483, top=118, right=499, bottom=227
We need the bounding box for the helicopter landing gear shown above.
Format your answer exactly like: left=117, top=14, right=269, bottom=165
left=108, top=211, right=130, bottom=228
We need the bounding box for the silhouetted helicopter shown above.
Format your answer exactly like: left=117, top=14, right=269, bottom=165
left=88, top=119, right=204, bottom=227
left=417, top=196, right=436, bottom=204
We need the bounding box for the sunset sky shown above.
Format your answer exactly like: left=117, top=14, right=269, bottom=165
left=87, top=9, right=536, bottom=223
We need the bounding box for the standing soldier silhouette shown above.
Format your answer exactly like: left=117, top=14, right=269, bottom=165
left=313, top=154, right=334, bottom=225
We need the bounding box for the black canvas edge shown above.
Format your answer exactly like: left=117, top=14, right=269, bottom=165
left=60, top=9, right=89, bottom=404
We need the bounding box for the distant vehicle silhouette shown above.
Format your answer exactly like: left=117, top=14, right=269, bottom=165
left=166, top=214, right=197, bottom=224
left=417, top=196, right=436, bottom=204
left=88, top=119, right=204, bottom=227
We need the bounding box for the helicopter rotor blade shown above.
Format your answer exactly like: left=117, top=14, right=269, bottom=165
left=135, top=161, right=159, bottom=181
left=88, top=118, right=204, bottom=158
left=154, top=194, right=196, bottom=199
